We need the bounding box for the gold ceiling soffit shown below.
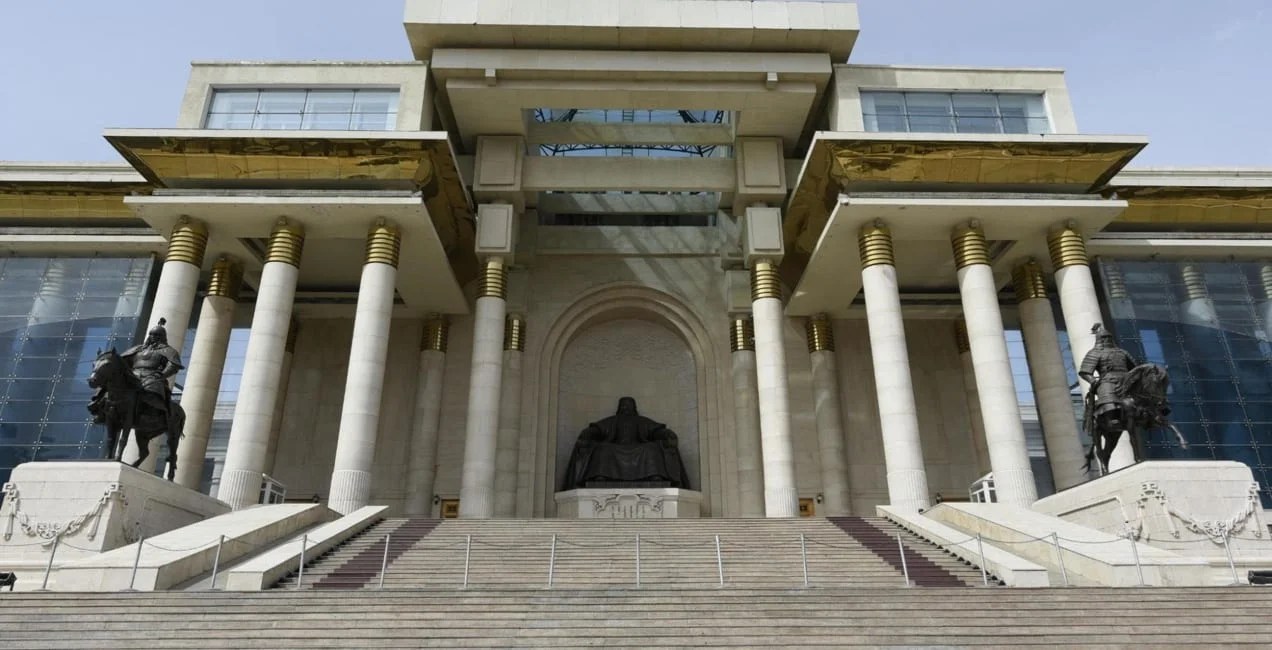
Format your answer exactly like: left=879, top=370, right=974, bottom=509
left=0, top=182, right=153, bottom=219
left=1112, top=191, right=1272, bottom=226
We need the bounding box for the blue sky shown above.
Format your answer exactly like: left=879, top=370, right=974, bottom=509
left=1, top=0, right=1268, bottom=166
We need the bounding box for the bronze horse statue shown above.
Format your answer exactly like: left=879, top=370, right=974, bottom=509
left=1083, top=362, right=1188, bottom=475
left=87, top=349, right=185, bottom=480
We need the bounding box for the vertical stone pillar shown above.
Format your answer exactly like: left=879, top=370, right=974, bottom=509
left=731, top=316, right=765, bottom=517
left=858, top=223, right=929, bottom=512
left=806, top=314, right=851, bottom=515
left=327, top=222, right=402, bottom=515
left=1048, top=225, right=1134, bottom=469
left=174, top=257, right=241, bottom=490
left=459, top=259, right=509, bottom=519
left=404, top=317, right=449, bottom=517
left=750, top=259, right=799, bottom=518
left=1179, top=262, right=1220, bottom=328
left=952, top=223, right=1037, bottom=507
left=955, top=320, right=991, bottom=475
left=218, top=220, right=304, bottom=510
left=493, top=315, right=525, bottom=518
left=262, top=321, right=299, bottom=478
left=1014, top=260, right=1086, bottom=490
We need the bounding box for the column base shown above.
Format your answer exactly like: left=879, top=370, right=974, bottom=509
left=458, top=486, right=494, bottom=519
left=328, top=469, right=372, bottom=515
left=764, top=487, right=800, bottom=518
left=217, top=468, right=264, bottom=511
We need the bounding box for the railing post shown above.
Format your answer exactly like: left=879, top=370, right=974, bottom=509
left=714, top=534, right=724, bottom=587
left=547, top=533, right=557, bottom=589
left=896, top=532, right=911, bottom=587
left=462, top=534, right=472, bottom=589
left=1050, top=533, right=1069, bottom=587
left=209, top=535, right=226, bottom=590
left=634, top=533, right=641, bottom=589
left=1126, top=533, right=1145, bottom=586
left=975, top=533, right=989, bottom=587
left=126, top=536, right=145, bottom=591
left=39, top=534, right=61, bottom=591
left=378, top=533, right=391, bottom=589
left=1222, top=532, right=1240, bottom=585
left=295, top=534, right=309, bottom=589
left=799, top=533, right=809, bottom=588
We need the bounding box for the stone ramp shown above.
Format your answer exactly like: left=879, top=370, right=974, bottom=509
left=3, top=588, right=1272, bottom=648
left=277, top=517, right=987, bottom=590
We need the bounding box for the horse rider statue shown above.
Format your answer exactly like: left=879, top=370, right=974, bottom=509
left=1079, top=323, right=1137, bottom=438
left=120, top=317, right=183, bottom=428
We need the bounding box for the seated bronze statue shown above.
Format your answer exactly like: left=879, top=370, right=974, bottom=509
left=561, top=397, right=690, bottom=490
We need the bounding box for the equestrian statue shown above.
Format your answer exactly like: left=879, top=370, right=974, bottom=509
left=1080, top=323, right=1187, bottom=475
left=87, top=318, right=186, bottom=480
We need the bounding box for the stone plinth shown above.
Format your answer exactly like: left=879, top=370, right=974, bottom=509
left=0, top=461, right=230, bottom=564
left=1032, top=460, right=1271, bottom=559
left=555, top=488, right=702, bottom=519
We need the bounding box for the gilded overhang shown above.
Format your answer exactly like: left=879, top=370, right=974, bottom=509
left=0, top=179, right=151, bottom=220
left=1108, top=186, right=1272, bottom=227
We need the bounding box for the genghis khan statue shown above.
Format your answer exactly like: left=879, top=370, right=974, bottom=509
left=561, top=397, right=690, bottom=490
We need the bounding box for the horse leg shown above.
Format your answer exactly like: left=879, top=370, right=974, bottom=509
left=166, top=432, right=180, bottom=481
left=131, top=433, right=149, bottom=469
left=1096, top=433, right=1115, bottom=476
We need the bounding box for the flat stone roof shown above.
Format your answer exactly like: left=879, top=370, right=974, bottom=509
left=405, top=0, right=859, bottom=60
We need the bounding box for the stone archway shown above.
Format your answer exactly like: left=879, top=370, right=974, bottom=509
left=530, top=283, right=720, bottom=516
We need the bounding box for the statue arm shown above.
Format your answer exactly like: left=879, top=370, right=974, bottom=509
left=578, top=423, right=605, bottom=443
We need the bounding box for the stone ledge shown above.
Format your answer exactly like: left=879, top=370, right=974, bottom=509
left=224, top=505, right=386, bottom=591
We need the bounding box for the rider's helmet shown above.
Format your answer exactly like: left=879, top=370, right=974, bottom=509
left=146, top=317, right=169, bottom=346
left=1091, top=323, right=1116, bottom=348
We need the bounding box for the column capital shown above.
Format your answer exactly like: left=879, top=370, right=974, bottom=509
left=1046, top=225, right=1089, bottom=269
left=951, top=222, right=990, bottom=269
left=749, top=258, right=782, bottom=301
left=730, top=316, right=755, bottom=352
left=857, top=221, right=895, bottom=268
left=805, top=313, right=834, bottom=353
left=1106, top=263, right=1129, bottom=299
left=478, top=258, right=508, bottom=300
left=365, top=220, right=402, bottom=268
left=1012, top=259, right=1048, bottom=302
left=422, top=315, right=449, bottom=352
left=503, top=315, right=525, bottom=351
left=1179, top=262, right=1207, bottom=300
left=266, top=219, right=305, bottom=267
left=1261, top=263, right=1272, bottom=301
left=167, top=217, right=208, bottom=266
left=206, top=257, right=243, bottom=300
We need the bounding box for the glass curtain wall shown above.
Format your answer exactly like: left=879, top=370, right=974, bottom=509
left=1097, top=258, right=1272, bottom=507
left=0, top=257, right=154, bottom=486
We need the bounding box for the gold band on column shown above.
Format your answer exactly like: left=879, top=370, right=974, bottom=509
left=206, top=257, right=243, bottom=300
left=858, top=222, right=895, bottom=268
left=266, top=220, right=305, bottom=267
left=1180, top=263, right=1207, bottom=300
left=750, top=259, right=782, bottom=301
left=365, top=221, right=402, bottom=267
left=166, top=218, right=208, bottom=266
left=951, top=223, right=991, bottom=269
left=954, top=320, right=970, bottom=354
left=422, top=316, right=449, bottom=352
left=478, top=259, right=508, bottom=300
left=1047, top=226, right=1089, bottom=269
left=1106, top=264, right=1129, bottom=299
left=1261, top=264, right=1272, bottom=301
left=285, top=321, right=300, bottom=353
left=805, top=313, right=835, bottom=353
left=504, top=315, right=525, bottom=352
left=1011, top=260, right=1048, bottom=302
left=730, top=317, right=754, bottom=352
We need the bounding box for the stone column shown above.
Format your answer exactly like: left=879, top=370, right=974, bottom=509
left=327, top=222, right=402, bottom=515
left=262, top=322, right=299, bottom=477
left=404, top=317, right=449, bottom=517
left=1260, top=264, right=1272, bottom=345
left=493, top=315, right=525, bottom=518
left=858, top=223, right=930, bottom=512
left=459, top=259, right=509, bottom=519
left=952, top=223, right=1037, bottom=507
left=124, top=218, right=208, bottom=464
left=217, top=220, right=304, bottom=510
left=1048, top=224, right=1133, bottom=468
left=730, top=317, right=765, bottom=517
left=750, top=259, right=799, bottom=518
left=955, top=321, right=991, bottom=476
left=806, top=314, right=851, bottom=516
left=1014, top=260, right=1086, bottom=491
left=173, top=257, right=241, bottom=490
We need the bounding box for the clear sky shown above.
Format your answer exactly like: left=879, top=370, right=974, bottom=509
left=1, top=0, right=1268, bottom=167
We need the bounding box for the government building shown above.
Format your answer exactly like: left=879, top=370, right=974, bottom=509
left=3, top=3, right=1272, bottom=626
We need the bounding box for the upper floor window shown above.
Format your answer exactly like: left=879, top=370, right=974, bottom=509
left=204, top=88, right=400, bottom=131
left=861, top=91, right=1049, bottom=135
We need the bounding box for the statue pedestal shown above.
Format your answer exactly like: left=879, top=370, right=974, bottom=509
left=1032, top=460, right=1271, bottom=559
left=555, top=488, right=702, bottom=519
left=0, top=461, right=230, bottom=565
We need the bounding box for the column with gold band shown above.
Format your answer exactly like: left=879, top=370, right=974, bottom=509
left=1260, top=263, right=1272, bottom=348
left=806, top=314, right=851, bottom=516
left=953, top=223, right=1037, bottom=507
left=730, top=315, right=765, bottom=517
left=459, top=258, right=510, bottom=518
left=858, top=222, right=930, bottom=512
left=174, top=257, right=241, bottom=489
left=1013, top=261, right=1086, bottom=490
left=750, top=259, right=799, bottom=517
left=955, top=320, right=991, bottom=475
left=493, top=315, right=525, bottom=517
left=329, top=221, right=403, bottom=514
left=219, top=220, right=306, bottom=510
left=404, top=316, right=449, bottom=516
